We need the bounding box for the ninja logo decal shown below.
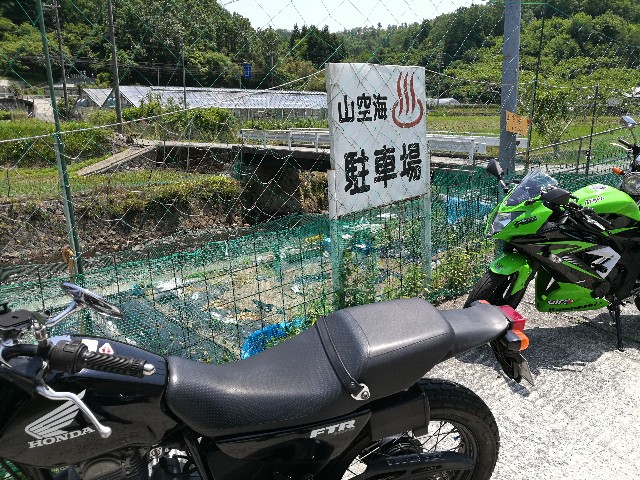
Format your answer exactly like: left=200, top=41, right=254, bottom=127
left=583, top=196, right=604, bottom=206
left=25, top=391, right=95, bottom=449
left=514, top=216, right=537, bottom=228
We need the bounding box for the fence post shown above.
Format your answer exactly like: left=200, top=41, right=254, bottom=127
left=525, top=5, right=546, bottom=171
left=35, top=0, right=83, bottom=277
left=327, top=169, right=345, bottom=309
left=586, top=85, right=599, bottom=176
left=576, top=137, right=583, bottom=173
left=421, top=191, right=432, bottom=281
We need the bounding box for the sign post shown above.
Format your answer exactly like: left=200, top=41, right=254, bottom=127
left=326, top=63, right=430, bottom=304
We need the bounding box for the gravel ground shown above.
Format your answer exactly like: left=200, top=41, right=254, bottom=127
left=432, top=289, right=640, bottom=479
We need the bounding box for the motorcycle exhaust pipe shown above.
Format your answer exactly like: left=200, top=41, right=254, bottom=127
left=348, top=451, right=474, bottom=480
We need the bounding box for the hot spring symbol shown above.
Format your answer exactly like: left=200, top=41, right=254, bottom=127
left=391, top=72, right=424, bottom=128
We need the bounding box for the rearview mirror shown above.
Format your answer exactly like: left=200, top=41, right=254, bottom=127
left=486, top=158, right=503, bottom=179
left=621, top=116, right=637, bottom=129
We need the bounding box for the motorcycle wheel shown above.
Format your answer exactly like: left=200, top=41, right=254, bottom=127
left=463, top=271, right=525, bottom=309
left=333, top=379, right=499, bottom=480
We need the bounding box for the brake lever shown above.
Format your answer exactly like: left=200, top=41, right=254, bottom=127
left=35, top=383, right=112, bottom=438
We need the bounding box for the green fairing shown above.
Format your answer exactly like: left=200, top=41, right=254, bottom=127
left=534, top=272, right=609, bottom=312
left=490, top=202, right=553, bottom=241
left=573, top=184, right=640, bottom=221
left=489, top=252, right=534, bottom=295
left=479, top=169, right=640, bottom=318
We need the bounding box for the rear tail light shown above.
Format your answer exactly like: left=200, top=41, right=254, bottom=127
left=498, top=305, right=526, bottom=331
left=497, top=305, right=529, bottom=351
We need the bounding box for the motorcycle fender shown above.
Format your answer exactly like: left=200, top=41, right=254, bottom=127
left=369, top=384, right=428, bottom=440
left=489, top=252, right=534, bottom=295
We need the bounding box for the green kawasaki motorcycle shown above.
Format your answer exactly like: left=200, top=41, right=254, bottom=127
left=465, top=116, right=640, bottom=349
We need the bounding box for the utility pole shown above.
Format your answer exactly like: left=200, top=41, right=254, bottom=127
left=52, top=0, right=69, bottom=115
left=36, top=0, right=83, bottom=276
left=499, top=0, right=521, bottom=175
left=107, top=0, right=123, bottom=134
left=181, top=37, right=187, bottom=109
left=270, top=52, right=274, bottom=88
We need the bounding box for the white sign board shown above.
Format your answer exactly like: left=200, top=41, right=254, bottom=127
left=326, top=63, right=429, bottom=218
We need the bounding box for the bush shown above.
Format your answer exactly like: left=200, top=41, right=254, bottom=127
left=0, top=111, right=10, bottom=121
left=168, top=107, right=237, bottom=142
left=86, top=109, right=117, bottom=127
left=78, top=176, right=241, bottom=217
left=119, top=96, right=237, bottom=142
left=61, top=122, right=112, bottom=162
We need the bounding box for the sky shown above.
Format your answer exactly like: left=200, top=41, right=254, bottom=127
left=224, top=0, right=485, bottom=32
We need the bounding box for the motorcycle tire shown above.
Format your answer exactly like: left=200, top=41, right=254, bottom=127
left=332, top=379, right=499, bottom=480
left=464, top=271, right=525, bottom=309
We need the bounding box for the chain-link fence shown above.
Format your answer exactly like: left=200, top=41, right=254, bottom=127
left=0, top=0, right=639, bottom=368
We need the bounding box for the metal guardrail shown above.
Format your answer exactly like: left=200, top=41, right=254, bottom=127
left=239, top=129, right=330, bottom=151
left=238, top=129, right=529, bottom=162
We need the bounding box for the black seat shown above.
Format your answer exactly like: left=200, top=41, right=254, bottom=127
left=165, top=298, right=455, bottom=437
left=440, top=303, right=510, bottom=359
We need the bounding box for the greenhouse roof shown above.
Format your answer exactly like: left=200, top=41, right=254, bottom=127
left=82, top=88, right=111, bottom=107
left=116, top=86, right=327, bottom=110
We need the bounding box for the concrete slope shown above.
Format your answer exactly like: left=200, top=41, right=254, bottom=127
left=76, top=145, right=155, bottom=176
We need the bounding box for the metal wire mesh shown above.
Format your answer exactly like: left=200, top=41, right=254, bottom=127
left=0, top=0, right=638, bottom=365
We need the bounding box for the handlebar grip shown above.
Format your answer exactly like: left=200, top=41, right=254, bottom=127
left=80, top=351, right=150, bottom=378
left=49, top=340, right=155, bottom=378
left=619, top=138, right=632, bottom=148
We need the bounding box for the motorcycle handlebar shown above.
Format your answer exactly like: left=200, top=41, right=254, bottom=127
left=563, top=202, right=615, bottom=231
left=49, top=340, right=155, bottom=378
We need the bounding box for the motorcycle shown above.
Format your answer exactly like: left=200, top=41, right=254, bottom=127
left=466, top=115, right=640, bottom=350
left=0, top=282, right=532, bottom=480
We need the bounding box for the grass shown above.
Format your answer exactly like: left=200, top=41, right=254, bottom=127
left=0, top=164, right=238, bottom=201
left=0, top=112, right=624, bottom=202
left=427, top=114, right=623, bottom=150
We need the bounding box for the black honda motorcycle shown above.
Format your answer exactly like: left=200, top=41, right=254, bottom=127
left=0, top=282, right=532, bottom=480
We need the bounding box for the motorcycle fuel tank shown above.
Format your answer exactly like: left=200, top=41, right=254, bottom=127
left=574, top=184, right=640, bottom=222
left=0, top=336, right=177, bottom=468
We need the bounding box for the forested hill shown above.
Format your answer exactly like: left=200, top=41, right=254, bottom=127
left=0, top=0, right=639, bottom=102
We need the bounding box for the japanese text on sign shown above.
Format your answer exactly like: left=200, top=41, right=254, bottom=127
left=343, top=143, right=423, bottom=196
left=327, top=63, right=429, bottom=218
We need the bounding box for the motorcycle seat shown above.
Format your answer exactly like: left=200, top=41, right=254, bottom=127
left=165, top=298, right=455, bottom=437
